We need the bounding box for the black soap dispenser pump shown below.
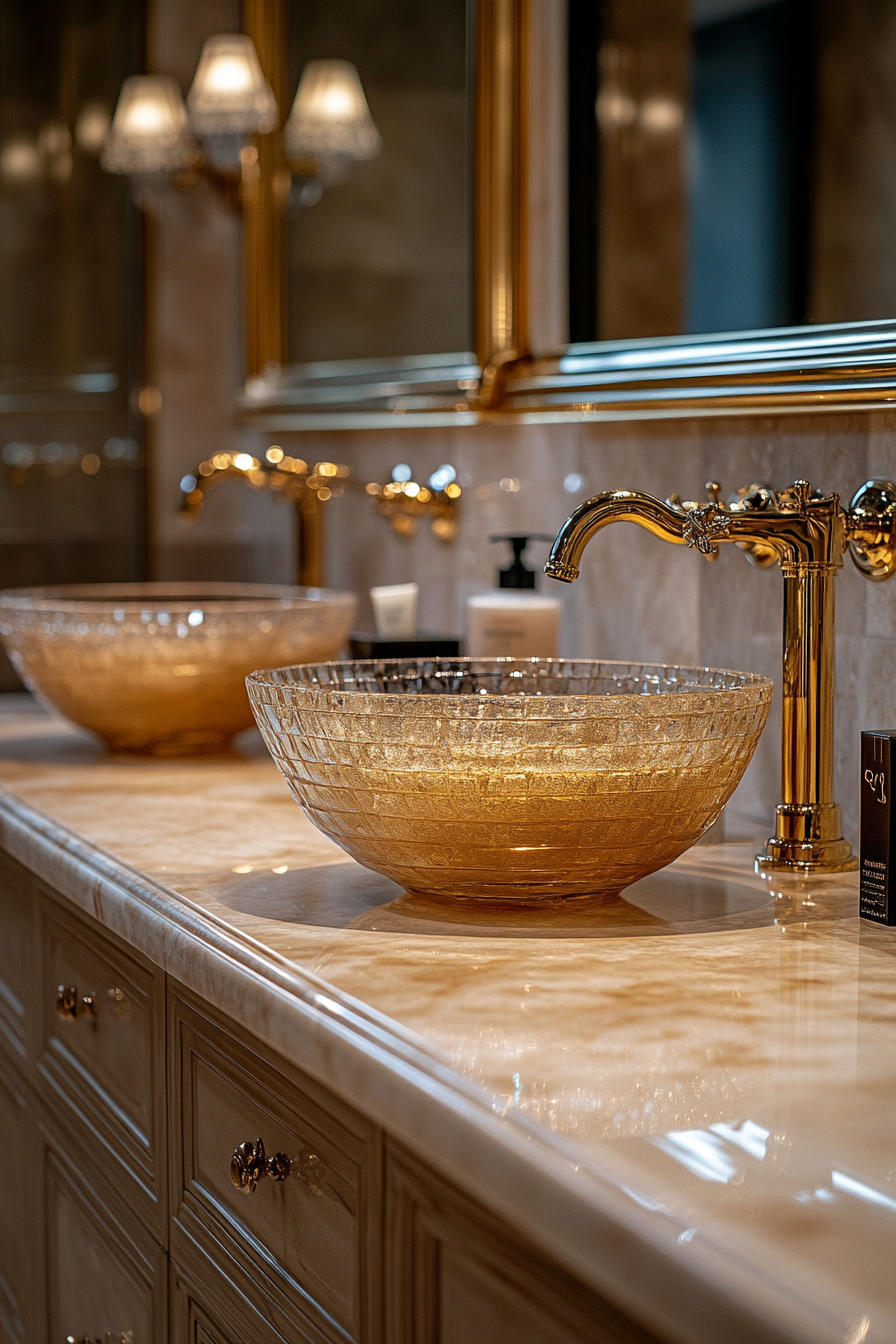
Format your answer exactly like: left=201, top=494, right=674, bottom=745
left=490, top=535, right=556, bottom=589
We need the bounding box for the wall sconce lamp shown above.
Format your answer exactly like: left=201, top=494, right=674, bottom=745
left=101, top=36, right=380, bottom=209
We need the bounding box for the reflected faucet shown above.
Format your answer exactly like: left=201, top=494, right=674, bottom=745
left=179, top=452, right=461, bottom=587
left=546, top=478, right=896, bottom=873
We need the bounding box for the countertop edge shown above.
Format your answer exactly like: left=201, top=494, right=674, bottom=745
left=0, top=786, right=842, bottom=1344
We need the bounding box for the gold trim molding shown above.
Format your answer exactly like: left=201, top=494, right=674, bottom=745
left=241, top=1, right=896, bottom=428
left=242, top=0, right=286, bottom=378
left=474, top=0, right=529, bottom=392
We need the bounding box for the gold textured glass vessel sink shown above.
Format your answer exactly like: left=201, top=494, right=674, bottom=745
left=0, top=582, right=356, bottom=756
left=248, top=658, right=772, bottom=902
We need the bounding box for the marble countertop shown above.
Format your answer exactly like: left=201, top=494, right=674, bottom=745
left=0, top=695, right=891, bottom=1344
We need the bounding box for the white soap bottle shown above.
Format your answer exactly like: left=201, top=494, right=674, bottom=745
left=465, top=535, right=561, bottom=659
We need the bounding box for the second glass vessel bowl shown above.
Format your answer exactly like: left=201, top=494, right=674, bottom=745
left=0, top=582, right=357, bottom=755
left=248, top=658, right=772, bottom=902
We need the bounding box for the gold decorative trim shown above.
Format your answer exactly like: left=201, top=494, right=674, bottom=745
left=494, top=320, right=896, bottom=419
left=241, top=3, right=896, bottom=427
left=474, top=0, right=529, bottom=386
left=242, top=0, right=286, bottom=378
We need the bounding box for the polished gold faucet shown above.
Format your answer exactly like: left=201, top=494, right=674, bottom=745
left=546, top=478, right=896, bottom=873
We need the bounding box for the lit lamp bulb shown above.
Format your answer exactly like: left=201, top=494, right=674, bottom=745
left=75, top=101, right=112, bottom=154
left=187, top=34, right=277, bottom=169
left=284, top=59, right=381, bottom=177
left=101, top=75, right=198, bottom=175
left=0, top=138, right=42, bottom=185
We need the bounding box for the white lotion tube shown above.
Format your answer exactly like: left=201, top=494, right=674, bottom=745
left=466, top=592, right=560, bottom=658
left=370, top=583, right=418, bottom=638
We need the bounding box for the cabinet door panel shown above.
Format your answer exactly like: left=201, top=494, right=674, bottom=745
left=438, top=1245, right=595, bottom=1344
left=170, top=986, right=382, bottom=1344
left=39, top=897, right=166, bottom=1236
left=45, top=1143, right=166, bottom=1344
left=0, top=1069, right=35, bottom=1344
left=385, top=1141, right=661, bottom=1344
left=0, top=853, right=36, bottom=1063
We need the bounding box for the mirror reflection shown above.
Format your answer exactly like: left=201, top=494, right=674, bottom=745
left=284, top=0, right=471, bottom=365
left=568, top=0, right=896, bottom=342
left=0, top=0, right=145, bottom=691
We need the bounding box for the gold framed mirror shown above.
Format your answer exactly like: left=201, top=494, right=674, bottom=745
left=240, top=0, right=526, bottom=427
left=242, top=0, right=896, bottom=426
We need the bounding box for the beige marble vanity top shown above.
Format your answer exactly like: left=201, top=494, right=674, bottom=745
left=0, top=695, right=892, bottom=1344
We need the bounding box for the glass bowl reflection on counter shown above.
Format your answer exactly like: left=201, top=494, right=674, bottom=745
left=0, top=582, right=357, bottom=756
left=247, top=658, right=772, bottom=903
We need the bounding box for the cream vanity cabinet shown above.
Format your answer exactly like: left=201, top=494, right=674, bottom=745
left=0, top=850, right=659, bottom=1344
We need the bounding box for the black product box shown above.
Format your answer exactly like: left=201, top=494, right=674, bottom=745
left=860, top=730, right=896, bottom=923
left=349, top=632, right=461, bottom=660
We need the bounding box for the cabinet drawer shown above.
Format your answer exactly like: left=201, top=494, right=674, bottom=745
left=0, top=852, right=38, bottom=1065
left=170, top=987, right=382, bottom=1344
left=39, top=897, right=166, bottom=1236
left=44, top=1131, right=167, bottom=1344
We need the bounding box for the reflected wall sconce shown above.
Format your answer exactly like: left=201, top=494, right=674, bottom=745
left=284, top=59, right=381, bottom=200
left=101, top=35, right=380, bottom=210
left=101, top=75, right=200, bottom=176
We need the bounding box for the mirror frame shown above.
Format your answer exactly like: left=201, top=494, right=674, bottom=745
left=241, top=0, right=896, bottom=429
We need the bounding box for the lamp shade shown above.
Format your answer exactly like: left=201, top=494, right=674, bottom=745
left=187, top=34, right=277, bottom=137
left=284, top=60, right=381, bottom=162
left=101, top=75, right=197, bottom=174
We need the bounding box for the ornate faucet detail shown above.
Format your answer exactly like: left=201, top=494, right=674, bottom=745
left=681, top=502, right=732, bottom=555
left=546, top=477, right=896, bottom=874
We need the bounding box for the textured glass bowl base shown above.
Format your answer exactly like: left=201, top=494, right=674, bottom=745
left=0, top=583, right=357, bottom=756
left=248, top=659, right=773, bottom=902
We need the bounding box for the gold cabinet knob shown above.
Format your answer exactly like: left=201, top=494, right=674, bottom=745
left=56, top=985, right=100, bottom=1021
left=65, top=1333, right=133, bottom=1343
left=230, top=1136, right=322, bottom=1195
left=230, top=1137, right=267, bottom=1193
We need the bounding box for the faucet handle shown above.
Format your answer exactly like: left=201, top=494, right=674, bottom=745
left=729, top=483, right=775, bottom=512
left=704, top=480, right=722, bottom=505
left=667, top=489, right=714, bottom=514
left=847, top=479, right=896, bottom=581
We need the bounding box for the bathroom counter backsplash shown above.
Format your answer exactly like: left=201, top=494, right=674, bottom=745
left=0, top=695, right=891, bottom=1344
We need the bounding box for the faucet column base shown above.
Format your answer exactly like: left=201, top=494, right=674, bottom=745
left=755, top=803, right=857, bottom=873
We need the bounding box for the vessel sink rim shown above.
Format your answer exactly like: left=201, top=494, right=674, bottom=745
left=0, top=581, right=357, bottom=612
left=247, top=656, right=774, bottom=701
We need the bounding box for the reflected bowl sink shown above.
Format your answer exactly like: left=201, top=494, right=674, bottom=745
left=0, top=582, right=357, bottom=756
left=247, top=658, right=772, bottom=902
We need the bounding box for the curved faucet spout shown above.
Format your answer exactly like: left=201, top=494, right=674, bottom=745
left=544, top=490, right=687, bottom=582
left=543, top=474, right=864, bottom=875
